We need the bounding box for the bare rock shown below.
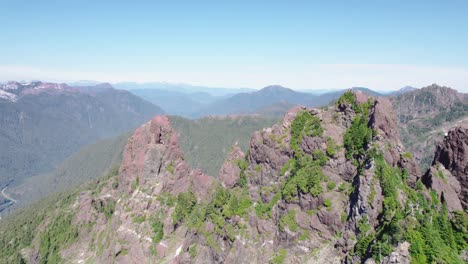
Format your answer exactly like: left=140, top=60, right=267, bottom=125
left=433, top=124, right=468, bottom=194
left=423, top=124, right=468, bottom=210
left=219, top=143, right=245, bottom=188
left=422, top=166, right=463, bottom=212
left=381, top=242, right=411, bottom=264
left=118, top=115, right=215, bottom=200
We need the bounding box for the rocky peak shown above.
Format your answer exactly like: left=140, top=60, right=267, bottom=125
left=218, top=142, right=245, bottom=188
left=423, top=123, right=468, bottom=210
left=119, top=115, right=214, bottom=199
left=432, top=123, right=468, bottom=178
left=391, top=84, right=466, bottom=119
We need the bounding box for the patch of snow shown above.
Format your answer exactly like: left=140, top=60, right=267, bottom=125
left=0, top=90, right=17, bottom=102
left=175, top=245, right=182, bottom=257
left=3, top=82, right=20, bottom=90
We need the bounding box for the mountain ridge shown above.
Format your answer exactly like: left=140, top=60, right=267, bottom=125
left=2, top=91, right=466, bottom=263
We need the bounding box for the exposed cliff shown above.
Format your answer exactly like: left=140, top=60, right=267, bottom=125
left=422, top=123, right=468, bottom=211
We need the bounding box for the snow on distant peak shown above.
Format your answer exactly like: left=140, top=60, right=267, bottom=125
left=0, top=89, right=17, bottom=102
left=3, top=81, right=21, bottom=90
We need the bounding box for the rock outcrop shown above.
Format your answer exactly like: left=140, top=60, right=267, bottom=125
left=422, top=123, right=468, bottom=210
left=119, top=115, right=214, bottom=199
left=219, top=143, right=245, bottom=188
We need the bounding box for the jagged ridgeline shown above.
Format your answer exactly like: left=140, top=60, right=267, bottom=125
left=1, top=92, right=467, bottom=263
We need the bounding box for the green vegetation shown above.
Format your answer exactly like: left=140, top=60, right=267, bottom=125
left=173, top=191, right=197, bottom=225
left=338, top=182, right=346, bottom=192
left=270, top=247, right=287, bottom=264
left=290, top=111, right=323, bottom=151
left=189, top=244, right=198, bottom=258
left=337, top=91, right=357, bottom=108
left=0, top=165, right=123, bottom=264
left=281, top=156, right=325, bottom=201
left=150, top=218, right=164, bottom=243
left=133, top=215, right=146, bottom=224
left=354, top=153, right=467, bottom=263
left=279, top=210, right=298, bottom=232
left=169, top=185, right=253, bottom=246
left=93, top=199, right=116, bottom=219
left=401, top=151, right=413, bottom=159
left=280, top=159, right=295, bottom=176
left=38, top=212, right=79, bottom=263
left=323, top=199, right=332, bottom=209
left=298, top=230, right=310, bottom=241
left=327, top=181, right=336, bottom=191
left=166, top=161, right=175, bottom=174
left=255, top=193, right=281, bottom=219
left=337, top=92, right=467, bottom=262
left=312, top=149, right=328, bottom=166
left=234, top=158, right=249, bottom=188
left=131, top=177, right=139, bottom=191
left=280, top=110, right=328, bottom=202
left=325, top=137, right=338, bottom=157
left=343, top=107, right=372, bottom=161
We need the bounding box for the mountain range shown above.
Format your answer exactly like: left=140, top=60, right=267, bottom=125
left=126, top=84, right=414, bottom=118
left=1, top=91, right=466, bottom=263
left=0, top=81, right=163, bottom=190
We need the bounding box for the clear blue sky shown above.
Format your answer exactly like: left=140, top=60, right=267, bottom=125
left=1, top=0, right=467, bottom=91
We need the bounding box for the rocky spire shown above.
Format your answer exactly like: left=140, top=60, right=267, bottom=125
left=422, top=123, right=468, bottom=211
left=218, top=142, right=245, bottom=188
left=119, top=115, right=214, bottom=200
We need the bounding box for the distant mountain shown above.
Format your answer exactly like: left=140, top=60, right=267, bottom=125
left=0, top=81, right=164, bottom=188
left=194, top=85, right=322, bottom=116
left=113, top=82, right=255, bottom=97
left=195, top=85, right=386, bottom=117
left=321, top=87, right=384, bottom=99
left=388, top=86, right=419, bottom=96
left=390, top=84, right=467, bottom=170
left=130, top=89, right=220, bottom=118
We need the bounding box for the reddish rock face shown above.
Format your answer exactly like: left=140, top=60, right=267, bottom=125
left=424, top=124, right=468, bottom=210
left=433, top=123, right=468, bottom=179
left=354, top=91, right=369, bottom=105
left=218, top=143, right=245, bottom=188
left=370, top=97, right=400, bottom=142
left=370, top=97, right=421, bottom=185
left=119, top=115, right=214, bottom=199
